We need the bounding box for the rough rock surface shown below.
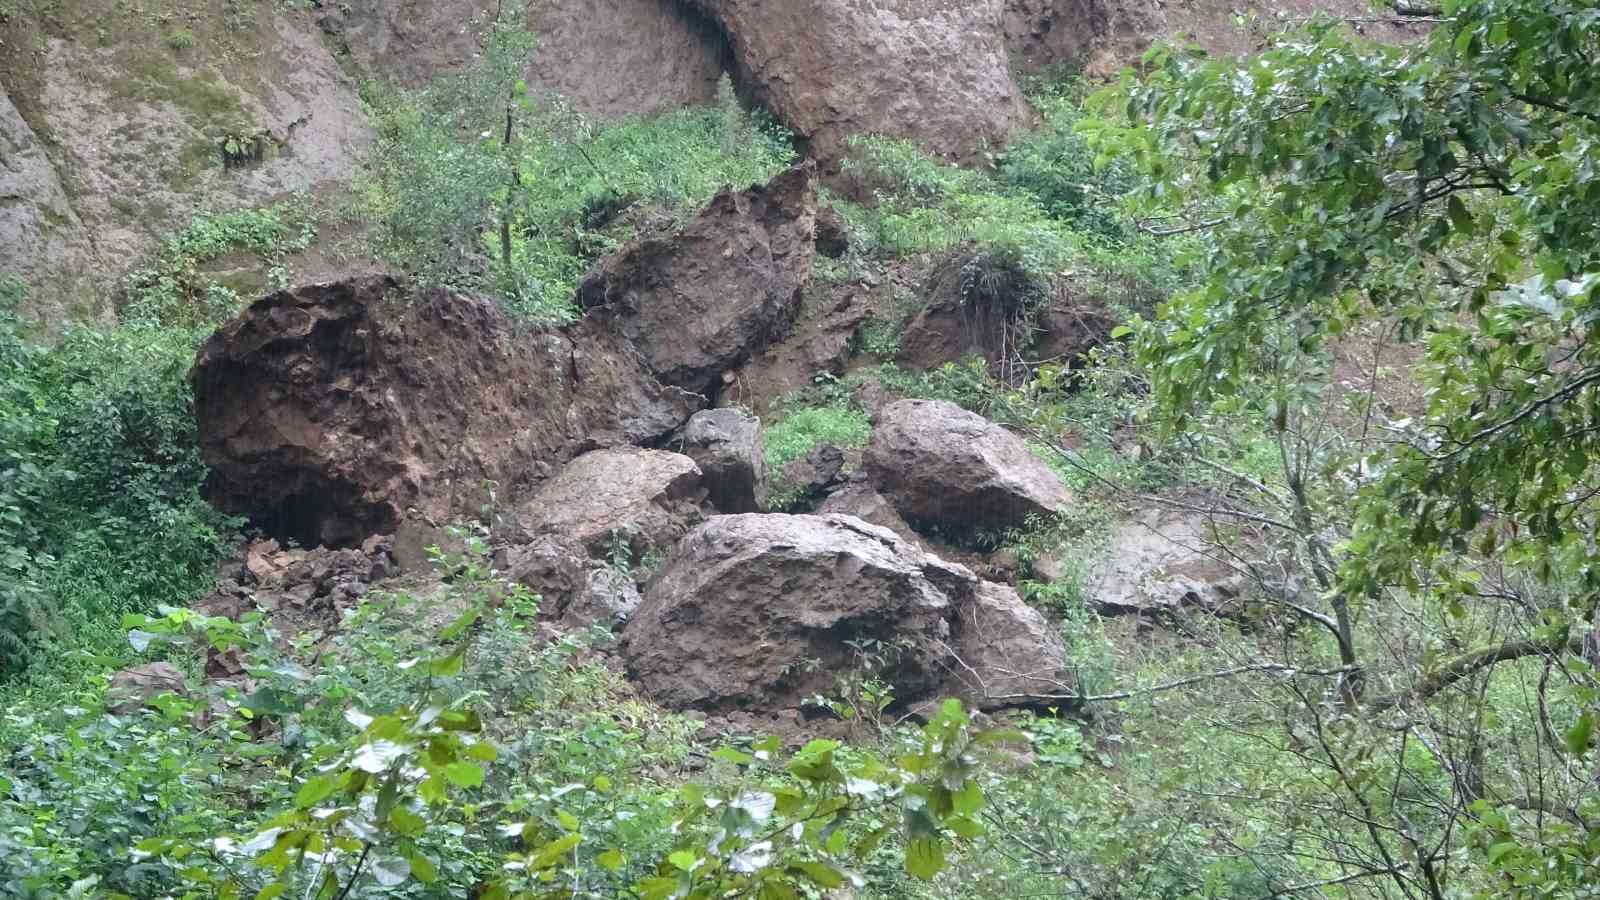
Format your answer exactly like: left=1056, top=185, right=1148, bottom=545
left=107, top=663, right=189, bottom=714
left=1039, top=506, right=1247, bottom=619
left=719, top=283, right=872, bottom=413
left=329, top=0, right=729, bottom=117
left=622, top=514, right=972, bottom=712
left=3, top=12, right=372, bottom=326
left=193, top=275, right=701, bottom=546
left=502, top=448, right=707, bottom=559
left=948, top=581, right=1067, bottom=709
left=864, top=400, right=1070, bottom=539
left=579, top=163, right=818, bottom=394
left=0, top=92, right=99, bottom=326
left=684, top=0, right=1027, bottom=164
left=680, top=409, right=766, bottom=513
left=815, top=478, right=922, bottom=545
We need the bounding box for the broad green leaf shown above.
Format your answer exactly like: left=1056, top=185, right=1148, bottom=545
left=905, top=837, right=946, bottom=880
left=444, top=761, right=484, bottom=788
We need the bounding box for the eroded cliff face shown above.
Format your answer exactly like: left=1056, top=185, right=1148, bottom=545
left=325, top=0, right=731, bottom=117
left=0, top=0, right=1420, bottom=328
left=0, top=0, right=730, bottom=328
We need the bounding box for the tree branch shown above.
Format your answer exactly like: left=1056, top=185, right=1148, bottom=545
left=1368, top=635, right=1587, bottom=711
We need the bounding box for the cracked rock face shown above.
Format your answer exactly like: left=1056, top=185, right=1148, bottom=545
left=683, top=0, right=1029, bottom=165
left=621, top=512, right=1070, bottom=719
left=192, top=275, right=702, bottom=546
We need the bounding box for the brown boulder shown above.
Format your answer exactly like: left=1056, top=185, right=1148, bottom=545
left=948, top=581, right=1068, bottom=709
left=193, top=275, right=701, bottom=547
left=864, top=399, right=1070, bottom=540
left=578, top=164, right=818, bottom=394
left=681, top=409, right=766, bottom=514
left=621, top=514, right=973, bottom=713
left=718, top=282, right=871, bottom=413
left=107, top=663, right=188, bottom=715
left=502, top=448, right=706, bottom=560
left=685, top=0, right=1027, bottom=165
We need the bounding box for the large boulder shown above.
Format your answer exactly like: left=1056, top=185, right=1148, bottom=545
left=683, top=0, right=1027, bottom=165
left=948, top=581, right=1068, bottom=709
left=193, top=275, right=701, bottom=547
left=680, top=409, right=765, bottom=514
left=622, top=514, right=973, bottom=712
left=502, top=448, right=707, bottom=560
left=864, top=400, right=1069, bottom=539
left=622, top=512, right=1070, bottom=716
left=577, top=163, right=818, bottom=394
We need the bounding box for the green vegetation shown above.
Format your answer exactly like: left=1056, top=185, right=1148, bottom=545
left=359, top=10, right=793, bottom=321
left=0, top=203, right=315, bottom=682
left=761, top=388, right=872, bottom=510
left=2, top=538, right=999, bottom=897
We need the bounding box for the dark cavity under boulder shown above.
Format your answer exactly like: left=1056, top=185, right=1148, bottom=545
left=863, top=399, right=1070, bottom=542
left=192, top=275, right=701, bottom=547
left=577, top=163, right=818, bottom=395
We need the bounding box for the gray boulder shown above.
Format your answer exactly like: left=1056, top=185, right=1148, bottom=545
left=621, top=513, right=971, bottom=712
left=864, top=399, right=1069, bottom=540
left=681, top=408, right=765, bottom=513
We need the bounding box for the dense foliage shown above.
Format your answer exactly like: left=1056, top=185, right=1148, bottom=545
left=360, top=13, right=793, bottom=321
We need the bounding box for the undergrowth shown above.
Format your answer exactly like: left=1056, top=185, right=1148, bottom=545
left=361, top=64, right=795, bottom=321
left=0, top=202, right=316, bottom=682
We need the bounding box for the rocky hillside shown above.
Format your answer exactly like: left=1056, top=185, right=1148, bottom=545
left=2, top=0, right=1407, bottom=327
left=15, top=2, right=1593, bottom=900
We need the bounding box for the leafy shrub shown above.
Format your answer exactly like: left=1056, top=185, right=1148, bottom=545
left=0, top=318, right=235, bottom=678
left=0, top=204, right=306, bottom=677
left=998, top=80, right=1134, bottom=243
left=362, top=30, right=795, bottom=323
left=3, top=539, right=1000, bottom=898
